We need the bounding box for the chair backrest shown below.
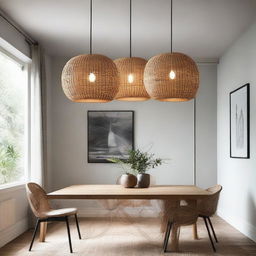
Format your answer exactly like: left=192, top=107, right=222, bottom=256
left=198, top=185, right=222, bottom=217
left=26, top=183, right=51, bottom=218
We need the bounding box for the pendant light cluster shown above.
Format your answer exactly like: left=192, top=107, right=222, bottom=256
left=61, top=0, right=199, bottom=103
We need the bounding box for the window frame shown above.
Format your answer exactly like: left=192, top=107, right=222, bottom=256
left=0, top=45, right=31, bottom=190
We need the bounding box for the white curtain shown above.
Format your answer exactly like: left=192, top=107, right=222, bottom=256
left=30, top=44, right=45, bottom=186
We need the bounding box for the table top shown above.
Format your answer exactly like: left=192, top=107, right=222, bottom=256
left=47, top=185, right=211, bottom=200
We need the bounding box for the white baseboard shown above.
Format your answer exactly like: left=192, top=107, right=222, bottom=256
left=0, top=217, right=29, bottom=248
left=217, top=209, right=256, bottom=242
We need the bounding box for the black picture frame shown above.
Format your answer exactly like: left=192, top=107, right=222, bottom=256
left=87, top=111, right=134, bottom=163
left=229, top=83, right=250, bottom=159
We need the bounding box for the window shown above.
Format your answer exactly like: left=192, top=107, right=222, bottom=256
left=0, top=49, right=29, bottom=186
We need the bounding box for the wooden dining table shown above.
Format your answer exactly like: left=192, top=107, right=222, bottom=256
left=43, top=184, right=210, bottom=251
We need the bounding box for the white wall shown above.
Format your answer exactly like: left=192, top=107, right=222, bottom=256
left=217, top=20, right=256, bottom=241
left=46, top=57, right=217, bottom=216
left=0, top=186, right=28, bottom=248
left=196, top=64, right=217, bottom=189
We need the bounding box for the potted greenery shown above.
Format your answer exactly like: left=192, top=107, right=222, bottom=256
left=109, top=149, right=163, bottom=188
left=0, top=144, right=20, bottom=184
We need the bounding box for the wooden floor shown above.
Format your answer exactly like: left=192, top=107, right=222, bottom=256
left=1, top=216, right=256, bottom=256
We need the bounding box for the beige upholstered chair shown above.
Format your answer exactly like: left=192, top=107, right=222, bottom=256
left=163, top=204, right=198, bottom=252
left=197, top=185, right=222, bottom=252
left=26, top=183, right=81, bottom=253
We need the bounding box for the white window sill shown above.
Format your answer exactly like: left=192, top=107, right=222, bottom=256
left=0, top=181, right=26, bottom=194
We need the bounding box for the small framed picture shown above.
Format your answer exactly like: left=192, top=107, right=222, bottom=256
left=230, top=83, right=250, bottom=158
left=87, top=111, right=134, bottom=163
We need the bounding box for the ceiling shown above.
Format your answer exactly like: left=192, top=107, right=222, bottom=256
left=0, top=0, right=256, bottom=60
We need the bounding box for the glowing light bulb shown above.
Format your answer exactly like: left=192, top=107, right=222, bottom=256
left=89, top=73, right=96, bottom=82
left=128, top=74, right=134, bottom=84
left=169, top=70, right=176, bottom=80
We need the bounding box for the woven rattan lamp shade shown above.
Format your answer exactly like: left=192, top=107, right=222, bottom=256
left=62, top=54, right=119, bottom=102
left=144, top=52, right=199, bottom=101
left=114, top=57, right=149, bottom=101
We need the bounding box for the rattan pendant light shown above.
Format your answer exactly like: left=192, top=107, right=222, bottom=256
left=144, top=0, right=199, bottom=102
left=61, top=0, right=119, bottom=102
left=114, top=0, right=149, bottom=101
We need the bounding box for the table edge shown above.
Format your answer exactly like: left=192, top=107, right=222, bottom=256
left=47, top=194, right=210, bottom=200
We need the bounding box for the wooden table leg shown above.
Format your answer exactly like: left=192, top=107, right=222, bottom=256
left=193, top=222, right=199, bottom=240
left=39, top=222, right=47, bottom=242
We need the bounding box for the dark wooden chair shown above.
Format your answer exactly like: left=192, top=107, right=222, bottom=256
left=26, top=182, right=81, bottom=253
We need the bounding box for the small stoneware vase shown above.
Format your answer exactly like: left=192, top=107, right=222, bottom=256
left=120, top=174, right=137, bottom=188
left=137, top=173, right=150, bottom=188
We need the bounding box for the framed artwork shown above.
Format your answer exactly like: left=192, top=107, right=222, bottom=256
left=230, top=83, right=250, bottom=158
left=87, top=111, right=134, bottom=163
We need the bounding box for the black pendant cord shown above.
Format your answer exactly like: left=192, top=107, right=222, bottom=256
left=90, top=0, right=93, bottom=54
left=170, top=0, right=173, bottom=53
left=129, top=0, right=132, bottom=58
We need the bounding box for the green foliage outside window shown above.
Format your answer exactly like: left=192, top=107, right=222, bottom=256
left=0, top=51, right=26, bottom=184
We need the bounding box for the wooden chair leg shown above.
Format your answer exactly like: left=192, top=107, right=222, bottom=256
left=65, top=216, right=73, bottom=253
left=39, top=222, right=47, bottom=242
left=74, top=214, right=82, bottom=239
left=203, top=217, right=216, bottom=252
left=207, top=217, right=218, bottom=243
left=29, top=218, right=40, bottom=251
left=164, top=222, right=172, bottom=252
left=193, top=222, right=199, bottom=240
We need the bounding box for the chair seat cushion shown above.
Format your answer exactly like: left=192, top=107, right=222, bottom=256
left=40, top=208, right=77, bottom=218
